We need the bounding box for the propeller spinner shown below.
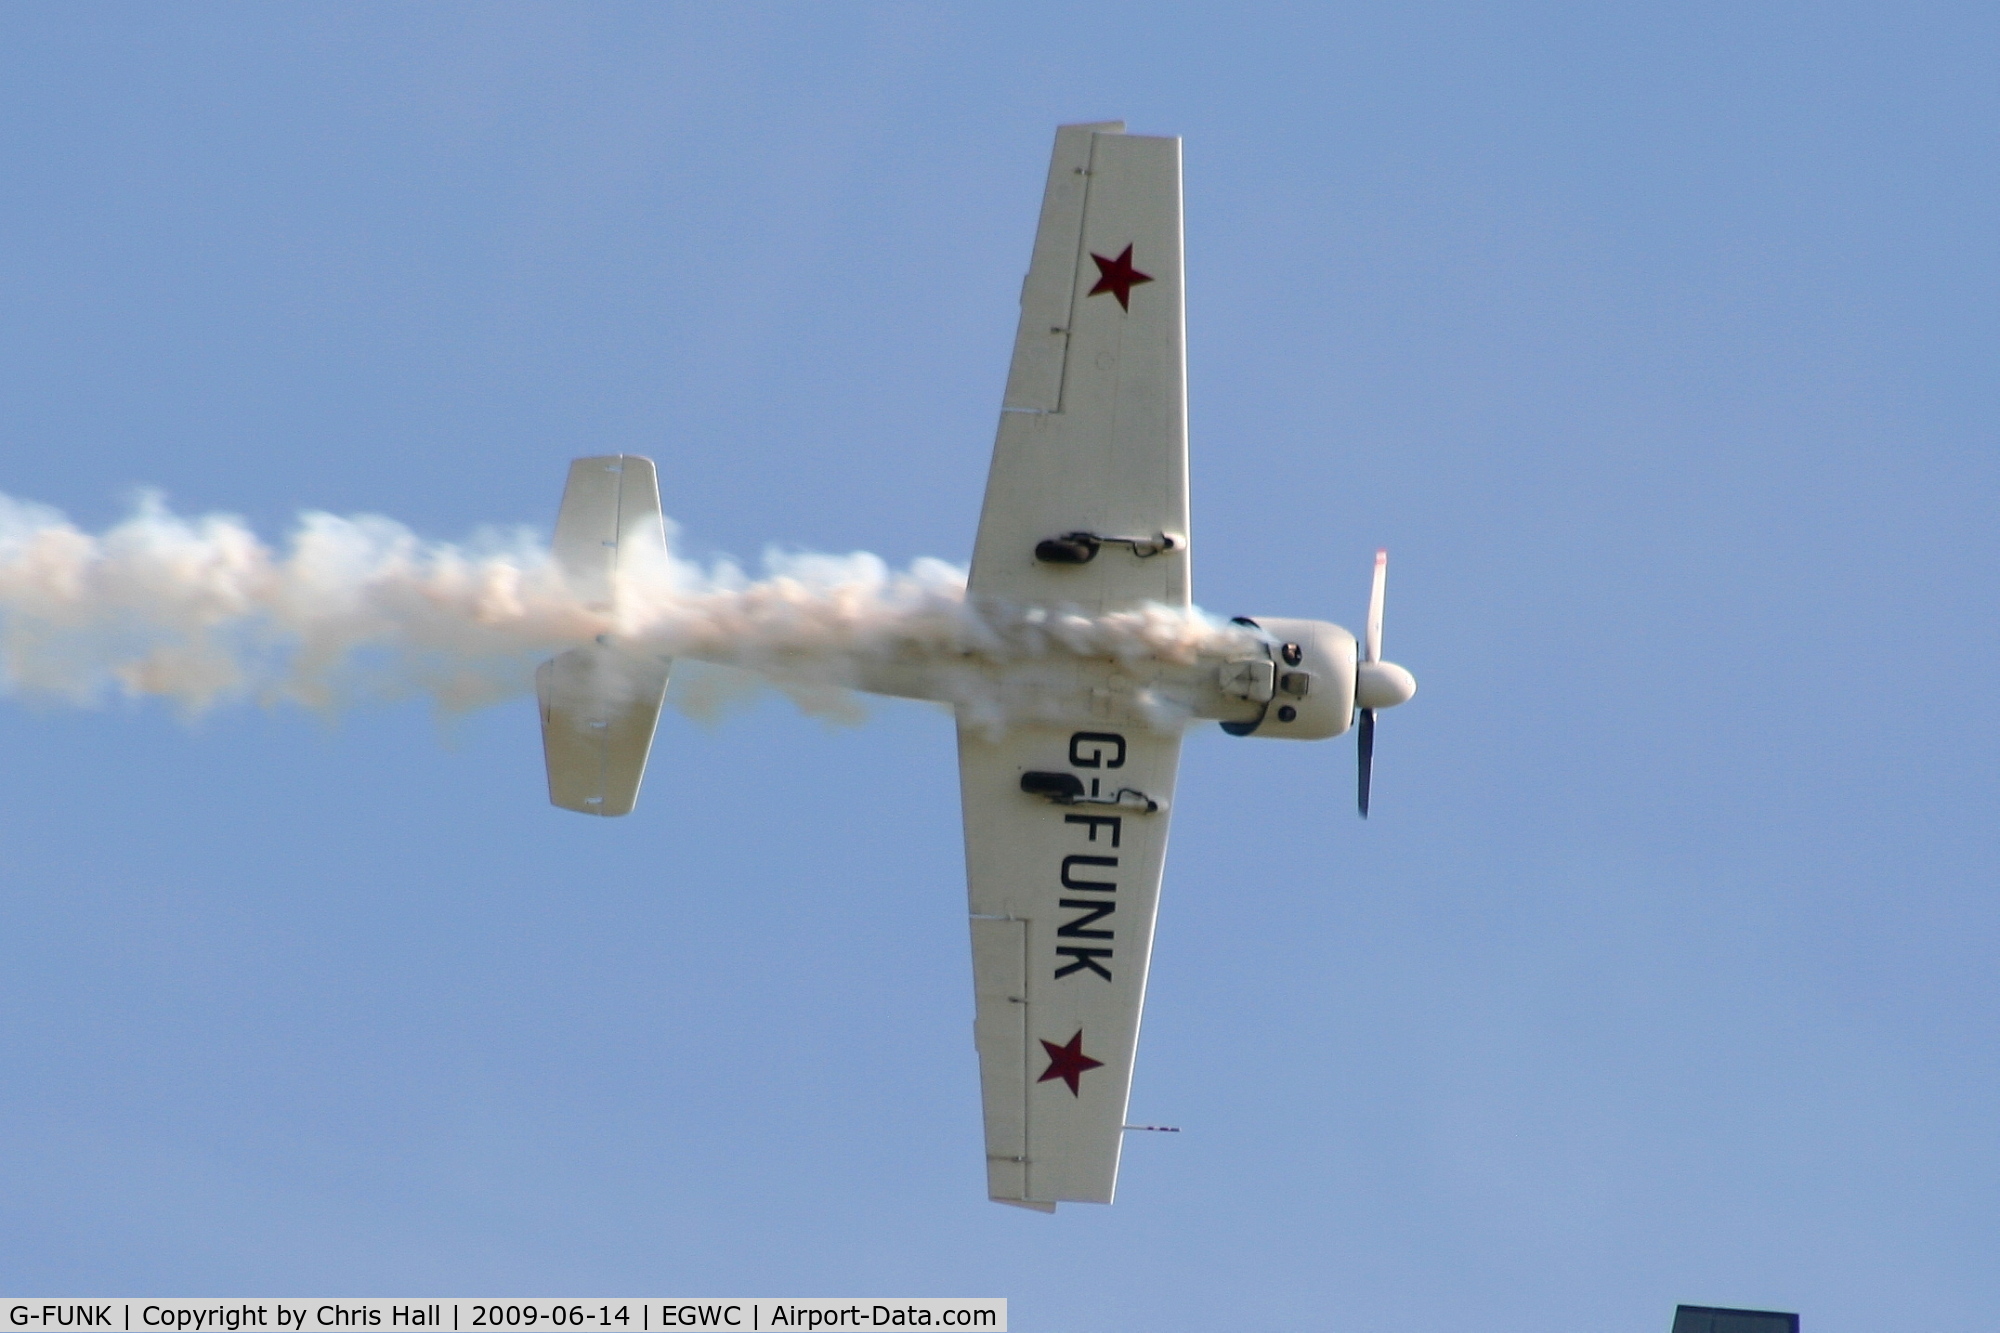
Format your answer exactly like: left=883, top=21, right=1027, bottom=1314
left=1353, top=549, right=1417, bottom=817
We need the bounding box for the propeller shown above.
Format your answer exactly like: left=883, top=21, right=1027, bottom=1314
left=1354, top=549, right=1416, bottom=817
left=1357, top=706, right=1376, bottom=818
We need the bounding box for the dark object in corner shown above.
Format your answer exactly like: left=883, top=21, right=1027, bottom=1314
left=1672, top=1307, right=1798, bottom=1333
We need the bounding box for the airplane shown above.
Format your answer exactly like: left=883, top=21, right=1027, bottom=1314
left=531, top=122, right=1418, bottom=1211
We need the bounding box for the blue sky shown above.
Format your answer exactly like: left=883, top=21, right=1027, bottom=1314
left=2, top=4, right=1996, bottom=1329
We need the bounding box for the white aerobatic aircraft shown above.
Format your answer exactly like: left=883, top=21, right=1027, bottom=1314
left=533, top=123, right=1418, bottom=1211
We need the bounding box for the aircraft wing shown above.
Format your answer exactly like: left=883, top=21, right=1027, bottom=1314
left=967, top=122, right=1190, bottom=614
left=960, top=718, right=1182, bottom=1209
left=957, top=125, right=1193, bottom=1208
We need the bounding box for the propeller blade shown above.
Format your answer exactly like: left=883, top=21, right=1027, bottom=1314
left=1364, top=548, right=1387, bottom=664
left=1356, top=707, right=1375, bottom=818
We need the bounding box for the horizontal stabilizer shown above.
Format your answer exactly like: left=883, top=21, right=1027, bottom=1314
left=552, top=454, right=668, bottom=607
left=540, top=454, right=671, bottom=816
left=993, top=1197, right=1058, bottom=1213
left=537, top=646, right=669, bottom=817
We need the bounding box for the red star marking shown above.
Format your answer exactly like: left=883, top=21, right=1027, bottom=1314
left=1037, top=1029, right=1105, bottom=1097
left=1088, top=244, right=1153, bottom=310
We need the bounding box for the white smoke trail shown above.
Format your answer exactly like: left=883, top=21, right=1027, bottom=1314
left=0, top=491, right=1254, bottom=723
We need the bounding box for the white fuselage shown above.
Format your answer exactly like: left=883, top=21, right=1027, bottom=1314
left=829, top=614, right=1360, bottom=742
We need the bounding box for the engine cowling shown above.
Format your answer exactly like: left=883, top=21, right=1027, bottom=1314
left=1218, top=617, right=1357, bottom=740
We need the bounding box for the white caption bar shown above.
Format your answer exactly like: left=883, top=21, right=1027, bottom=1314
left=3, top=1304, right=1004, bottom=1333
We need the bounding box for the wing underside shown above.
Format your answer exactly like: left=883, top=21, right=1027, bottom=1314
left=960, top=718, right=1182, bottom=1208
left=956, top=123, right=1193, bottom=1209
left=968, top=123, right=1190, bottom=615
left=960, top=124, right=1194, bottom=1208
